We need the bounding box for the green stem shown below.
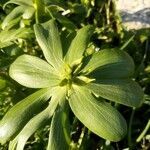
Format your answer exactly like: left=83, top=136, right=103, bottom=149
left=45, top=7, right=55, bottom=19
left=105, top=1, right=110, bottom=25
left=120, top=35, right=135, bottom=50
left=69, top=117, right=79, bottom=150
left=33, top=0, right=39, bottom=23
left=34, top=0, right=45, bottom=23
left=78, top=126, right=86, bottom=148
left=128, top=108, right=135, bottom=148
left=136, top=119, right=150, bottom=142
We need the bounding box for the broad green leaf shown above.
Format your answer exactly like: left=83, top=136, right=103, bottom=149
left=65, top=25, right=94, bottom=65
left=0, top=41, right=13, bottom=49
left=2, top=17, right=21, bottom=31
left=0, top=28, right=32, bottom=48
left=86, top=79, right=144, bottom=107
left=34, top=20, right=63, bottom=69
left=0, top=28, right=32, bottom=41
left=2, top=4, right=34, bottom=29
left=8, top=108, right=51, bottom=150
left=9, top=54, right=61, bottom=88
left=0, top=79, right=6, bottom=90
left=2, top=6, right=24, bottom=29
left=22, top=6, right=35, bottom=19
left=0, top=88, right=52, bottom=144
left=69, top=85, right=127, bottom=142
left=9, top=90, right=59, bottom=150
left=47, top=102, right=71, bottom=150
left=4, top=0, right=33, bottom=8
left=81, top=49, right=134, bottom=78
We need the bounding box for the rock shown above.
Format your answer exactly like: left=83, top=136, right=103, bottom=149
left=116, top=0, right=150, bottom=30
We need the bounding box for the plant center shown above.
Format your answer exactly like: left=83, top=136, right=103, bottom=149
left=59, top=63, right=94, bottom=88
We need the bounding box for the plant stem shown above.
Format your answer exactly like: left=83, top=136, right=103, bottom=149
left=78, top=126, right=86, bottom=148
left=45, top=7, right=54, bottom=19
left=34, top=0, right=45, bottom=23
left=128, top=108, right=135, bottom=148
left=120, top=35, right=135, bottom=50
left=136, top=119, right=150, bottom=142
left=33, top=0, right=39, bottom=23
left=105, top=0, right=110, bottom=25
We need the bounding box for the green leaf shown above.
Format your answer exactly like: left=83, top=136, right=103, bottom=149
left=2, top=6, right=24, bottom=29
left=3, top=17, right=21, bottom=31
left=86, top=79, right=144, bottom=107
left=65, top=25, right=94, bottom=65
left=0, top=28, right=32, bottom=48
left=9, top=89, right=59, bottom=150
left=0, top=88, right=52, bottom=144
left=34, top=20, right=63, bottom=69
left=69, top=85, right=127, bottom=142
left=2, top=3, right=34, bottom=29
left=82, top=49, right=135, bottom=78
left=22, top=6, right=35, bottom=19
left=47, top=102, right=71, bottom=150
left=9, top=54, right=61, bottom=88
left=8, top=108, right=51, bottom=150
left=0, top=79, right=6, bottom=91
left=4, top=0, right=33, bottom=8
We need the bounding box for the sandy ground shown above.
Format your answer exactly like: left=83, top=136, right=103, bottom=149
left=116, top=0, right=150, bottom=29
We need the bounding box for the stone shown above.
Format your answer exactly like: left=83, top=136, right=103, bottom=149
left=116, top=0, right=150, bottom=30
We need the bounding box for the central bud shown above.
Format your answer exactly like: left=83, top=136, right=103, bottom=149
left=59, top=64, right=75, bottom=88
left=59, top=63, right=95, bottom=88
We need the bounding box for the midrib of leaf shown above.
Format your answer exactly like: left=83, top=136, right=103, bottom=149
left=84, top=61, right=131, bottom=74
left=17, top=61, right=56, bottom=74
left=87, top=79, right=141, bottom=105
left=48, top=26, right=63, bottom=70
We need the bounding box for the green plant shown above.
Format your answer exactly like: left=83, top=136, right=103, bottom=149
left=0, top=19, right=144, bottom=149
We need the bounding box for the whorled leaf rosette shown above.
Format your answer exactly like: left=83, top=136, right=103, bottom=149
left=0, top=19, right=144, bottom=150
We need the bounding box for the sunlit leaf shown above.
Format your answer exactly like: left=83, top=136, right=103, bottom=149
left=65, top=25, right=94, bottom=65
left=34, top=20, right=63, bottom=69
left=9, top=88, right=60, bottom=150
left=0, top=79, right=6, bottom=91
left=4, top=0, right=33, bottom=8
left=2, top=0, right=35, bottom=29
left=2, top=6, right=24, bottom=29
left=8, top=108, right=51, bottom=150
left=0, top=28, right=32, bottom=48
left=0, top=88, right=52, bottom=144
left=69, top=85, right=127, bottom=142
left=82, top=49, right=134, bottom=78
left=22, top=6, right=35, bottom=19
left=9, top=54, right=61, bottom=88
left=47, top=101, right=71, bottom=150
left=86, top=79, right=144, bottom=107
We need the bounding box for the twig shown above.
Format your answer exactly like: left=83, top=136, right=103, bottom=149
left=136, top=119, right=150, bottom=142
left=128, top=108, right=135, bottom=148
